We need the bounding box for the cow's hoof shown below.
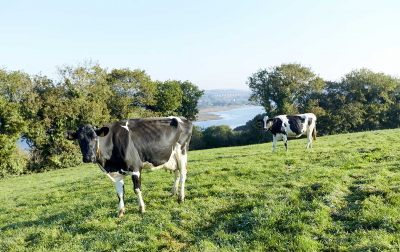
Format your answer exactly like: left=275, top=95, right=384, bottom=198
left=139, top=206, right=146, bottom=213
left=117, top=209, right=125, bottom=218
left=178, top=197, right=184, bottom=204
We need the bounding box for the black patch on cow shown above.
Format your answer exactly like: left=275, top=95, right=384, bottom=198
left=308, top=117, right=313, bottom=126
left=132, top=172, right=141, bottom=190
left=170, top=118, right=179, bottom=127
left=286, top=115, right=305, bottom=135
left=269, top=118, right=285, bottom=135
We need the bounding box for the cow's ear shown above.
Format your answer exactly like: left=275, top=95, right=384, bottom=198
left=63, top=130, right=78, bottom=140
left=95, top=127, right=109, bottom=137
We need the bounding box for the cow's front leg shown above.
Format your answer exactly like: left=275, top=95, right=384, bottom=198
left=272, top=135, right=277, bottom=153
left=131, top=170, right=145, bottom=213
left=178, top=167, right=187, bottom=203
left=306, top=130, right=312, bottom=149
left=171, top=170, right=180, bottom=197
left=113, top=174, right=126, bottom=218
left=175, top=145, right=188, bottom=204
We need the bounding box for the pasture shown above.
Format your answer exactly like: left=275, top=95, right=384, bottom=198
left=1, top=129, right=400, bottom=251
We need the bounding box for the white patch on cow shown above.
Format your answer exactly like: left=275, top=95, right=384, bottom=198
left=168, top=116, right=183, bottom=123
left=104, top=171, right=126, bottom=183
left=121, top=120, right=129, bottom=132
left=142, top=144, right=178, bottom=171
left=130, top=171, right=140, bottom=177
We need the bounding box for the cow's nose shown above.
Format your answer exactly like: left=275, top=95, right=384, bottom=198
left=83, top=155, right=95, bottom=163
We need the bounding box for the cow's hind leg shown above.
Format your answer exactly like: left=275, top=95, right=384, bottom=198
left=131, top=170, right=145, bottom=213
left=113, top=174, right=126, bottom=218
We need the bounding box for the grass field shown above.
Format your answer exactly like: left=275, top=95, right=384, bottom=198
left=1, top=129, right=400, bottom=251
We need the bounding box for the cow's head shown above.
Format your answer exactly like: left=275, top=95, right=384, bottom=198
left=63, top=124, right=109, bottom=163
left=258, top=116, right=272, bottom=131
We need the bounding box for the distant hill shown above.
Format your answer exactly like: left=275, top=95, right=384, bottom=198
left=197, top=89, right=251, bottom=109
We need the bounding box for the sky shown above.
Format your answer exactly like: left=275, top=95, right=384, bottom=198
left=1, top=0, right=399, bottom=90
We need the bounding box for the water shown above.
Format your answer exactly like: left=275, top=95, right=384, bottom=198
left=194, top=106, right=265, bottom=129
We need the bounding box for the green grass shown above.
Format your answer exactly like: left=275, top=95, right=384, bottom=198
left=1, top=129, right=400, bottom=251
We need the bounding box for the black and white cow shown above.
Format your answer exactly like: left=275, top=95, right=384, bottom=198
left=258, top=113, right=316, bottom=152
left=64, top=116, right=192, bottom=217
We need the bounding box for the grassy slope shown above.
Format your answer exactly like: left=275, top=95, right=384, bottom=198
left=1, top=129, right=400, bottom=251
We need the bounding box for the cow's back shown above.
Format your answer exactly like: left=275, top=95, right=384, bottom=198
left=276, top=114, right=315, bottom=136
left=128, top=117, right=192, bottom=166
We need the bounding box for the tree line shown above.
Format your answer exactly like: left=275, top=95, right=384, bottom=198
left=2, top=61, right=400, bottom=177
left=190, top=63, right=400, bottom=150
left=0, top=61, right=203, bottom=178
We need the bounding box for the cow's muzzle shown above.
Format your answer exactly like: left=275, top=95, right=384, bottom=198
left=83, top=155, right=96, bottom=163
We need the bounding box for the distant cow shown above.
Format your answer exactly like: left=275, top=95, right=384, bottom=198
left=64, top=117, right=192, bottom=217
left=258, top=113, right=316, bottom=152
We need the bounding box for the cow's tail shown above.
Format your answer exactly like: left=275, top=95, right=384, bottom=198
left=313, top=125, right=317, bottom=141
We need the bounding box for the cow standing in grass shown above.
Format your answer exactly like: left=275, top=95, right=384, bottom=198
left=64, top=117, right=192, bottom=217
left=259, top=113, right=317, bottom=152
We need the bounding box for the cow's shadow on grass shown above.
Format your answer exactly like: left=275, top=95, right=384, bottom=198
left=2, top=211, right=71, bottom=232
left=198, top=203, right=255, bottom=230
left=330, top=178, right=394, bottom=233
left=1, top=207, right=119, bottom=235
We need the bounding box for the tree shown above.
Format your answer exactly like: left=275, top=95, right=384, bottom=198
left=152, top=80, right=183, bottom=116
left=189, top=126, right=205, bottom=150
left=106, top=68, right=157, bottom=120
left=202, top=125, right=236, bottom=148
left=318, top=69, right=400, bottom=134
left=176, top=81, right=204, bottom=121
left=20, top=61, right=113, bottom=171
left=248, top=63, right=324, bottom=116
left=0, top=69, right=30, bottom=177
left=342, top=69, right=398, bottom=130
left=233, top=114, right=271, bottom=145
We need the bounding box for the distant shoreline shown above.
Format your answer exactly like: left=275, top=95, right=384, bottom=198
left=196, top=105, right=255, bottom=122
